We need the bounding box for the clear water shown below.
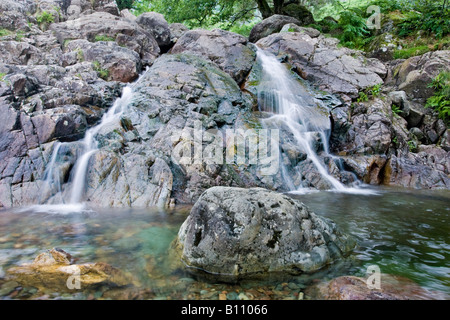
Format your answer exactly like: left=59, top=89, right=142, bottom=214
left=0, top=187, right=448, bottom=300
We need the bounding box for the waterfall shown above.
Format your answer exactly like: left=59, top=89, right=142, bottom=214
left=38, top=77, right=140, bottom=211
left=255, top=48, right=373, bottom=194
left=69, top=86, right=134, bottom=204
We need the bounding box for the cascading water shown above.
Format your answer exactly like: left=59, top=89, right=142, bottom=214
left=34, top=71, right=146, bottom=212
left=69, top=86, right=134, bottom=204
left=255, top=48, right=373, bottom=194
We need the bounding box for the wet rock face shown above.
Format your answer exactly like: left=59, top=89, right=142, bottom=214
left=256, top=32, right=386, bottom=99
left=175, top=187, right=356, bottom=282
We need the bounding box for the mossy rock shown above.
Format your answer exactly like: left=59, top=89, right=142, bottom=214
left=282, top=4, right=314, bottom=26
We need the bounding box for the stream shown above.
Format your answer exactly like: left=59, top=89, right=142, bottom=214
left=0, top=187, right=448, bottom=300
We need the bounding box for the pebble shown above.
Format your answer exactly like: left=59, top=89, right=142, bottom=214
left=0, top=281, right=19, bottom=296
left=298, top=292, right=304, bottom=300
left=226, top=292, right=239, bottom=300
left=219, top=293, right=227, bottom=300
left=288, top=282, right=299, bottom=290
left=238, top=293, right=249, bottom=300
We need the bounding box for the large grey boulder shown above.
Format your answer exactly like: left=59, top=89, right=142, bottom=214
left=171, top=29, right=256, bottom=85
left=63, top=39, right=142, bottom=82
left=393, top=51, right=450, bottom=103
left=136, top=12, right=172, bottom=51
left=174, top=187, right=356, bottom=281
left=49, top=12, right=160, bottom=66
left=256, top=32, right=386, bottom=99
left=249, top=14, right=301, bottom=43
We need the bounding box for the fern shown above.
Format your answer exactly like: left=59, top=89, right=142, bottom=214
left=426, top=71, right=450, bottom=126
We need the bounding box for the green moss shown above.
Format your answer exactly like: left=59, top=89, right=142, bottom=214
left=393, top=46, right=430, bottom=59
left=94, top=34, right=116, bottom=42
left=92, top=61, right=110, bottom=80
left=0, top=29, right=12, bottom=37
left=76, top=48, right=84, bottom=62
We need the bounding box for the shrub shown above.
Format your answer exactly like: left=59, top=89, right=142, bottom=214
left=36, top=11, right=54, bottom=25
left=426, top=71, right=450, bottom=125
left=116, top=0, right=134, bottom=11
left=92, top=61, right=110, bottom=80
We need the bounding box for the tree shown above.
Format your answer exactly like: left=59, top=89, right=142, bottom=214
left=116, top=0, right=134, bottom=11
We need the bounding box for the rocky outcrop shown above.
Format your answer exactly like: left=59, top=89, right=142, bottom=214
left=63, top=39, right=142, bottom=82
left=174, top=187, right=356, bottom=281
left=6, top=248, right=131, bottom=291
left=390, top=51, right=450, bottom=103
left=50, top=12, right=160, bottom=66
left=136, top=12, right=172, bottom=52
left=171, top=29, right=256, bottom=85
left=256, top=32, right=387, bottom=100
left=249, top=15, right=301, bottom=43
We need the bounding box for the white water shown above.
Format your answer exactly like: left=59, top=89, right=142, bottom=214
left=256, top=49, right=376, bottom=195
left=35, top=83, right=136, bottom=213
left=69, top=86, right=134, bottom=204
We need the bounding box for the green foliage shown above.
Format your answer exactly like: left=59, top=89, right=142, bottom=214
left=134, top=0, right=251, bottom=28
left=76, top=49, right=84, bottom=62
left=357, top=84, right=382, bottom=102
left=357, top=91, right=369, bottom=102
left=426, top=71, right=450, bottom=126
left=367, top=83, right=381, bottom=98
left=36, top=11, right=54, bottom=25
left=15, top=31, right=25, bottom=42
left=116, top=0, right=134, bottom=11
left=92, top=61, right=109, bottom=80
left=393, top=45, right=430, bottom=59
left=397, top=2, right=449, bottom=38
left=391, top=104, right=402, bottom=115
left=0, top=73, right=6, bottom=82
left=94, top=35, right=116, bottom=42
left=336, top=9, right=370, bottom=48
left=392, top=136, right=399, bottom=145
left=0, top=29, right=12, bottom=37
left=407, top=140, right=417, bottom=152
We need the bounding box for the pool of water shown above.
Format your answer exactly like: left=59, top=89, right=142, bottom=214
left=0, top=187, right=449, bottom=300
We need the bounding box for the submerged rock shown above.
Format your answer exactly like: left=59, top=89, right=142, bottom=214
left=6, top=248, right=131, bottom=292
left=173, top=187, right=356, bottom=282
left=306, top=274, right=449, bottom=300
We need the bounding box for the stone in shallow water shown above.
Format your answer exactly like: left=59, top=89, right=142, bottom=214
left=173, top=187, right=356, bottom=282
left=305, top=274, right=449, bottom=300
left=6, top=248, right=132, bottom=292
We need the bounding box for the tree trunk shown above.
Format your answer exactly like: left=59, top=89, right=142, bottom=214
left=273, top=0, right=285, bottom=14
left=255, top=0, right=273, bottom=19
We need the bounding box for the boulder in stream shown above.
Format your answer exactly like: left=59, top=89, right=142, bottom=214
left=173, top=187, right=356, bottom=282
